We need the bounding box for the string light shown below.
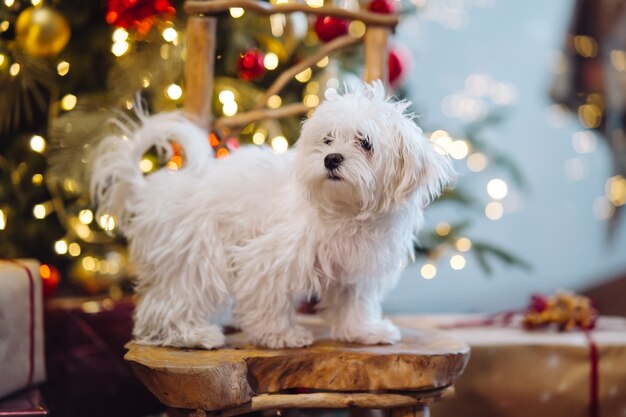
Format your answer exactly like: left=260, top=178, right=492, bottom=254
left=112, top=28, right=129, bottom=42
left=252, top=132, right=266, bottom=145
left=610, top=50, right=626, bottom=72
left=111, top=40, right=130, bottom=57
left=0, top=209, right=5, bottom=230
left=316, top=56, right=329, bottom=68
left=29, top=135, right=46, bottom=153
left=82, top=256, right=98, bottom=271
left=61, top=94, right=77, bottom=111
left=166, top=84, right=183, bottom=101
left=267, top=95, right=282, bottom=109
left=430, top=130, right=452, bottom=155
left=57, top=61, right=70, bottom=76
left=606, top=175, right=626, bottom=206
left=223, top=101, right=238, bottom=116
left=348, top=21, right=366, bottom=38
left=0, top=54, right=5, bottom=65
left=229, top=7, right=245, bottom=17
left=0, top=21, right=8, bottom=33
left=78, top=209, right=94, bottom=225
left=306, top=0, right=324, bottom=7
left=162, top=27, right=178, bottom=43
left=9, top=63, right=20, bottom=77
left=31, top=0, right=42, bottom=6
left=467, top=152, right=487, bottom=172
left=485, top=201, right=503, bottom=220
left=271, top=136, right=288, bottom=153
left=33, top=204, right=47, bottom=219
left=68, top=242, right=81, bottom=257
left=99, top=214, right=116, bottom=231
left=435, top=222, right=451, bottom=236
left=450, top=254, right=466, bottom=270
left=218, top=90, right=235, bottom=104
left=487, top=178, right=508, bottom=200
left=420, top=263, right=437, bottom=279
left=572, top=131, right=597, bottom=154
left=455, top=237, right=472, bottom=252
left=304, top=94, right=320, bottom=107
left=54, top=240, right=68, bottom=255
left=449, top=140, right=470, bottom=160
left=295, top=68, right=312, bottom=83
left=4, top=0, right=14, bottom=7
left=573, top=35, right=597, bottom=58
left=139, top=158, right=154, bottom=173
left=263, top=53, right=279, bottom=70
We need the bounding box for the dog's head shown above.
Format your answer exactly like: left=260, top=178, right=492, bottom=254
left=294, top=81, right=455, bottom=218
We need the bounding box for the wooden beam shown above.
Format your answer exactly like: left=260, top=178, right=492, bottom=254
left=363, top=26, right=389, bottom=84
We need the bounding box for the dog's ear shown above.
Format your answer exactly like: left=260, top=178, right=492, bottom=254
left=392, top=121, right=456, bottom=205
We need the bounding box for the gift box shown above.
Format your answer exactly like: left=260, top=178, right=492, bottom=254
left=0, top=260, right=46, bottom=400
left=42, top=296, right=163, bottom=417
left=392, top=315, right=626, bottom=417
left=0, top=388, right=48, bottom=416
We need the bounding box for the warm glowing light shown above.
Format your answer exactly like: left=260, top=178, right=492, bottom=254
left=450, top=254, right=466, bottom=270
left=304, top=94, right=320, bottom=107
left=229, top=7, right=245, bottom=17
left=593, top=196, right=614, bottom=220
left=270, top=13, right=285, bottom=37
left=57, top=61, right=70, bottom=76
left=0, top=54, right=5, bottom=65
left=139, top=158, right=154, bottom=173
left=4, top=0, right=15, bottom=6
left=610, top=50, right=626, bottom=72
left=267, top=95, right=282, bottom=109
left=263, top=52, right=279, bottom=70
left=219, top=89, right=235, bottom=104
left=166, top=84, right=182, bottom=100
left=430, top=130, right=452, bottom=155
left=29, top=135, right=46, bottom=153
left=0, top=209, right=5, bottom=230
left=0, top=21, right=8, bottom=33
left=82, top=256, right=97, bottom=271
left=162, top=27, right=178, bottom=42
left=209, top=133, right=220, bottom=147
left=32, top=173, right=43, bottom=185
left=33, top=204, right=46, bottom=219
left=99, top=214, right=116, bottom=231
left=223, top=101, right=238, bottom=116
left=467, top=152, right=488, bottom=172
left=78, top=209, right=93, bottom=225
left=112, top=28, right=129, bottom=43
left=141, top=75, right=150, bottom=88
left=9, top=63, right=20, bottom=76
left=253, top=132, right=266, bottom=145
left=111, top=41, right=130, bottom=57
left=449, top=140, right=470, bottom=160
left=271, top=136, right=289, bottom=153
left=348, top=20, right=366, bottom=38
left=485, top=201, right=504, bottom=220
left=306, top=0, right=324, bottom=7
left=68, top=243, right=81, bottom=257
left=295, top=68, right=312, bottom=83
left=316, top=56, right=329, bottom=68
left=75, top=224, right=91, bottom=239
left=61, top=94, right=77, bottom=111
left=574, top=35, right=597, bottom=58
left=31, top=0, right=42, bottom=6
left=455, top=237, right=472, bottom=252
left=420, top=263, right=437, bottom=279
left=487, top=178, right=508, bottom=200
left=435, top=222, right=451, bottom=236
left=577, top=104, right=602, bottom=129
left=606, top=175, right=626, bottom=206
left=216, top=148, right=230, bottom=158
left=54, top=240, right=68, bottom=255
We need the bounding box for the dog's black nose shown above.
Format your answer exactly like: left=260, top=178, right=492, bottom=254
left=324, top=153, right=344, bottom=170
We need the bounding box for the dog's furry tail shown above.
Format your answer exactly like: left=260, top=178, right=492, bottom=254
left=89, top=109, right=211, bottom=234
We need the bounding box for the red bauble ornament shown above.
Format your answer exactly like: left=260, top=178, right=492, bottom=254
left=314, top=16, right=349, bottom=43
left=388, top=44, right=411, bottom=88
left=237, top=48, right=265, bottom=81
left=106, top=0, right=175, bottom=32
left=367, top=0, right=396, bottom=14
left=40, top=263, right=60, bottom=298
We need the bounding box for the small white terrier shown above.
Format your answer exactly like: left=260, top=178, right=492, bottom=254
left=90, top=81, right=454, bottom=349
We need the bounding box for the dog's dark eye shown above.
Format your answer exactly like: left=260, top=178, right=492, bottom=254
left=359, top=138, right=372, bottom=151
left=323, top=137, right=333, bottom=145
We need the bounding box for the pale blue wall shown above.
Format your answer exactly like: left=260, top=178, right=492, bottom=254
left=385, top=0, right=626, bottom=313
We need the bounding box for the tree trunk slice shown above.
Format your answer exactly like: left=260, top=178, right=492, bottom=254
left=124, top=319, right=469, bottom=411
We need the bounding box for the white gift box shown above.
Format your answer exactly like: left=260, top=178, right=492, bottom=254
left=0, top=260, right=46, bottom=399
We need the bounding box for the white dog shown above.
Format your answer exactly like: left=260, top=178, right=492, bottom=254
left=90, top=81, right=454, bottom=349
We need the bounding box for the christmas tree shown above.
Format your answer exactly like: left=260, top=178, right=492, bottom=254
left=0, top=0, right=528, bottom=296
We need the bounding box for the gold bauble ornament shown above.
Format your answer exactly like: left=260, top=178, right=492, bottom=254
left=15, top=7, right=70, bottom=58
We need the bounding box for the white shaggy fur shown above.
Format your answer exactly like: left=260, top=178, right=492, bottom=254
left=90, top=81, right=455, bottom=349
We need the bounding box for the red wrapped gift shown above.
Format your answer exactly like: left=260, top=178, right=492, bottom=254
left=0, top=260, right=46, bottom=399
left=0, top=388, right=48, bottom=416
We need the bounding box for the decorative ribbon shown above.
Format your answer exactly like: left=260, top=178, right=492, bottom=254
left=439, top=311, right=600, bottom=417
left=1, top=260, right=36, bottom=386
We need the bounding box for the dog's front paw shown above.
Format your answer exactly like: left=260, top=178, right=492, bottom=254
left=253, top=325, right=314, bottom=349
left=333, top=319, right=401, bottom=345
